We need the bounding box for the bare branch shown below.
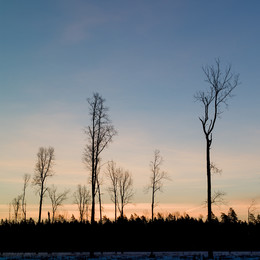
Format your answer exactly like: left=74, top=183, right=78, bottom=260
left=210, top=162, right=222, bottom=175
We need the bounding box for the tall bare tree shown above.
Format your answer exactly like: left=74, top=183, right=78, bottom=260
left=73, top=184, right=91, bottom=222
left=48, top=185, right=69, bottom=223
left=106, top=160, right=120, bottom=221
left=146, top=150, right=168, bottom=221
left=195, top=59, right=239, bottom=259
left=195, top=59, right=239, bottom=222
left=32, top=146, right=55, bottom=224
left=12, top=195, right=22, bottom=223
left=21, top=173, right=30, bottom=221
left=83, top=93, right=117, bottom=224
left=118, top=169, right=134, bottom=218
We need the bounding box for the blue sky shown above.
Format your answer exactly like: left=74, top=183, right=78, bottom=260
left=0, top=0, right=260, bottom=220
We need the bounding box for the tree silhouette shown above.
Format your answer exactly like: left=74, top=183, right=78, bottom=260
left=248, top=199, right=257, bottom=224
left=21, top=173, right=30, bottom=221
left=73, top=184, right=91, bottom=222
left=83, top=93, right=117, bottom=224
left=32, top=147, right=55, bottom=224
left=118, top=169, right=134, bottom=218
left=106, top=160, right=120, bottom=221
left=195, top=59, right=239, bottom=258
left=146, top=149, right=168, bottom=221
left=12, top=195, right=22, bottom=223
left=48, top=185, right=69, bottom=223
left=195, top=59, right=239, bottom=222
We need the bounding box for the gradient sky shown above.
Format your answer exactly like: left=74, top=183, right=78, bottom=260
left=1, top=0, right=260, bottom=220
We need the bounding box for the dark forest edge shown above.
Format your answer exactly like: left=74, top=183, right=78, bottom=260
left=1, top=208, right=260, bottom=253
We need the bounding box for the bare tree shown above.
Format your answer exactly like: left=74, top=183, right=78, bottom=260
left=195, top=59, right=239, bottom=223
left=248, top=199, right=257, bottom=223
left=83, top=93, right=117, bottom=224
left=21, top=173, right=30, bottom=221
left=118, top=169, right=134, bottom=218
left=106, top=160, right=120, bottom=222
left=195, top=59, right=239, bottom=259
left=73, top=184, right=91, bottom=222
left=146, top=150, right=168, bottom=221
left=32, top=146, right=55, bottom=224
left=12, top=195, right=22, bottom=223
left=48, top=185, right=69, bottom=223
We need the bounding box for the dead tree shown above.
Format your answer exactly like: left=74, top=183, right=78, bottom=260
left=106, top=160, right=120, bottom=222
left=195, top=59, right=239, bottom=223
left=32, top=146, right=55, bottom=224
left=83, top=93, right=117, bottom=224
left=195, top=59, right=239, bottom=259
left=21, top=173, right=30, bottom=221
left=146, top=150, right=168, bottom=221
left=118, top=169, right=134, bottom=218
left=73, top=184, right=91, bottom=222
left=48, top=185, right=69, bottom=223
left=12, top=195, right=22, bottom=223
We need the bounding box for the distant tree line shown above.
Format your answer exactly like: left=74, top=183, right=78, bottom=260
left=1, top=208, right=260, bottom=253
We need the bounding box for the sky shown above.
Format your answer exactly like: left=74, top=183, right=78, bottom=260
left=0, top=0, right=260, bottom=221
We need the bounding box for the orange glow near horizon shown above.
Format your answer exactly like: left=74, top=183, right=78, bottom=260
left=0, top=202, right=253, bottom=222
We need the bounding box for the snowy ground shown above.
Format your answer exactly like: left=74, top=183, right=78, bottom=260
left=1, top=252, right=260, bottom=260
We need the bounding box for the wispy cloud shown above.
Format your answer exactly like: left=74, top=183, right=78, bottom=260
left=60, top=4, right=121, bottom=44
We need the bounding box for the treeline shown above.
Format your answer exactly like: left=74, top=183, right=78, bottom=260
left=1, top=209, right=260, bottom=253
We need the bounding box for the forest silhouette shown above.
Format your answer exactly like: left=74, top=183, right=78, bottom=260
left=1, top=209, right=260, bottom=253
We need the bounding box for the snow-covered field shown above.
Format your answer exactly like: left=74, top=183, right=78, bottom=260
left=1, top=252, right=260, bottom=260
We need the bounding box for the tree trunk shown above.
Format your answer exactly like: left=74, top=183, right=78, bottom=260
left=151, top=188, right=155, bottom=221
left=98, top=183, right=102, bottom=223
left=114, top=195, right=117, bottom=222
left=206, top=138, right=212, bottom=222
left=52, top=209, right=55, bottom=223
left=38, top=189, right=43, bottom=224
left=121, top=198, right=124, bottom=218
left=206, top=137, right=213, bottom=259
left=91, top=183, right=95, bottom=223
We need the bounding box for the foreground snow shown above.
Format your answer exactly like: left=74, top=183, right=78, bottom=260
left=1, top=251, right=260, bottom=259
left=0, top=252, right=260, bottom=260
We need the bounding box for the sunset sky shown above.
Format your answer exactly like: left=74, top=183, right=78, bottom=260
left=1, top=0, right=260, bottom=221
